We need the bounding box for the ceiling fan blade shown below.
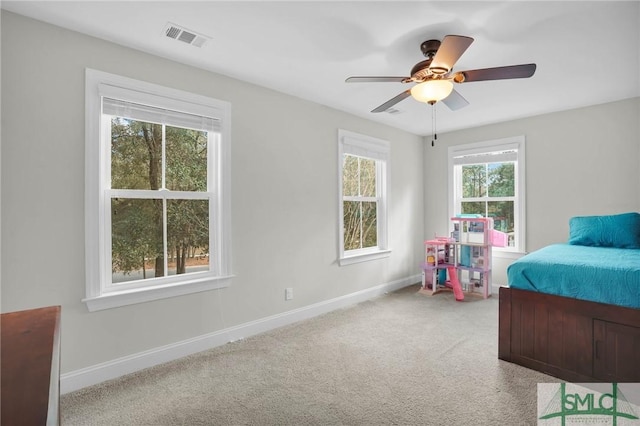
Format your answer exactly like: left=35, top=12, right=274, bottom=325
left=371, top=90, right=411, bottom=113
left=346, top=76, right=409, bottom=83
left=454, top=63, right=537, bottom=83
left=441, top=88, right=469, bottom=111
left=431, top=35, right=474, bottom=72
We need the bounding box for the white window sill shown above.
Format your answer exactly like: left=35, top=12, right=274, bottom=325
left=83, top=275, right=233, bottom=312
left=339, top=249, right=391, bottom=266
left=492, top=249, right=526, bottom=260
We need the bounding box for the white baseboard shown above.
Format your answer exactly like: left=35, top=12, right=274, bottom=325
left=60, top=274, right=420, bottom=394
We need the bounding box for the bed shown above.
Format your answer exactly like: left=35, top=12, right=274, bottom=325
left=498, top=213, right=640, bottom=382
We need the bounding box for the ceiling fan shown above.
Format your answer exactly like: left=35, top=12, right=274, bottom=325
left=346, top=35, right=536, bottom=113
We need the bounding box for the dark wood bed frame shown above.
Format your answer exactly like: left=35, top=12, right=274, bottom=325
left=498, top=287, right=640, bottom=382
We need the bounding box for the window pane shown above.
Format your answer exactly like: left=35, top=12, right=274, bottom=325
left=111, top=118, right=162, bottom=190
left=166, top=127, right=208, bottom=191
left=111, top=198, right=164, bottom=283
left=488, top=162, right=514, bottom=197
left=343, top=155, right=359, bottom=197
left=359, top=158, right=376, bottom=197
left=167, top=199, right=210, bottom=276
left=488, top=201, right=515, bottom=247
left=343, top=201, right=361, bottom=250
left=462, top=201, right=485, bottom=216
left=361, top=201, right=378, bottom=248
left=462, top=165, right=486, bottom=197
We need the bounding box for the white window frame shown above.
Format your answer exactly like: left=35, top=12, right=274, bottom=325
left=84, top=69, right=232, bottom=311
left=338, top=129, right=390, bottom=265
left=448, top=136, right=526, bottom=256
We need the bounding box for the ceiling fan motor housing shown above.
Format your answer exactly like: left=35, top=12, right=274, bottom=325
left=420, top=39, right=441, bottom=57
left=411, top=39, right=449, bottom=81
left=410, top=59, right=435, bottom=81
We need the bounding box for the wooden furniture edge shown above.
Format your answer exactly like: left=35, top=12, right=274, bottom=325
left=498, top=287, right=640, bottom=382
left=498, top=286, right=512, bottom=361
left=1, top=305, right=62, bottom=426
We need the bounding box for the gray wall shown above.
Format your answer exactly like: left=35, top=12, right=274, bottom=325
left=424, top=97, right=640, bottom=285
left=1, top=12, right=425, bottom=373
left=3, top=9, right=639, bottom=377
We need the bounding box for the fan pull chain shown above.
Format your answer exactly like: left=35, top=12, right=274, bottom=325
left=431, top=103, right=438, bottom=146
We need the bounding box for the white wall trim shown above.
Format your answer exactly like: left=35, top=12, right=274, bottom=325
left=60, top=274, right=420, bottom=394
left=447, top=135, right=526, bottom=253
left=84, top=68, right=233, bottom=311
left=337, top=129, right=390, bottom=263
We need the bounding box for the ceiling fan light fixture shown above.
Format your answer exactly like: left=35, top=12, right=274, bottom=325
left=410, top=79, right=454, bottom=104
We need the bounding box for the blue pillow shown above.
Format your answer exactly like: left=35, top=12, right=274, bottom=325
left=568, top=212, right=640, bottom=248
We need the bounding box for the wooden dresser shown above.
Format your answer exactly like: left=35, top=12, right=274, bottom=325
left=1, top=306, right=61, bottom=426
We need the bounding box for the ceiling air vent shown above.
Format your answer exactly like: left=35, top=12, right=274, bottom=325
left=164, top=23, right=210, bottom=48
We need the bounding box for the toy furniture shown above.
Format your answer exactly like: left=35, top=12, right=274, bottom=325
left=421, top=237, right=457, bottom=297
left=422, top=216, right=503, bottom=300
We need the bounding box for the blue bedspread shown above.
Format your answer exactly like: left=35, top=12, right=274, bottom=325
left=507, top=244, right=640, bottom=309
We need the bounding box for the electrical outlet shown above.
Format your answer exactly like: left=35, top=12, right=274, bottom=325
left=285, top=288, right=293, bottom=301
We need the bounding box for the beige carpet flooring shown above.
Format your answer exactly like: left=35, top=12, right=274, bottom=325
left=61, top=284, right=557, bottom=425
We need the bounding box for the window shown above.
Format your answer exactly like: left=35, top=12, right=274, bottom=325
left=448, top=136, right=526, bottom=254
left=85, top=69, right=232, bottom=311
left=338, top=129, right=390, bottom=265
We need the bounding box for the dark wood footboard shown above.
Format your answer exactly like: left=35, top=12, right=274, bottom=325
left=498, top=287, right=640, bottom=382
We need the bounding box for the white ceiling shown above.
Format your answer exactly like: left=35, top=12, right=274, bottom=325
left=3, top=1, right=639, bottom=135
